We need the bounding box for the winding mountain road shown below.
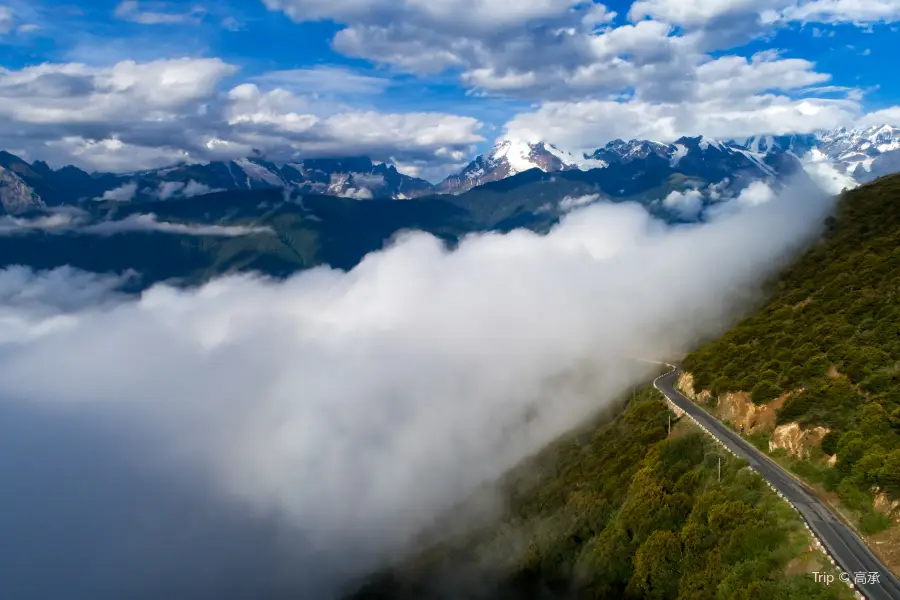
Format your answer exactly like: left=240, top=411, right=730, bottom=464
left=654, top=365, right=900, bottom=600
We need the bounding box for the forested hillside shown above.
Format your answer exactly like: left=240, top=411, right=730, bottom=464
left=349, top=392, right=849, bottom=600
left=682, top=174, right=900, bottom=533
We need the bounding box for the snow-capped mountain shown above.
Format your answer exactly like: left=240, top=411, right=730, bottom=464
left=739, top=125, right=900, bottom=185
left=586, top=135, right=801, bottom=183
left=0, top=151, right=435, bottom=212
left=740, top=134, right=819, bottom=156
left=437, top=140, right=607, bottom=194
left=815, top=125, right=900, bottom=183
left=586, top=139, right=674, bottom=164
left=438, top=134, right=807, bottom=197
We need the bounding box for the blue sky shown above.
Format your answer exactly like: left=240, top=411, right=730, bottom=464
left=0, top=0, right=899, bottom=181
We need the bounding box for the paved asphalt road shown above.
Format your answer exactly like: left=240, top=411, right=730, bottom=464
left=654, top=366, right=900, bottom=600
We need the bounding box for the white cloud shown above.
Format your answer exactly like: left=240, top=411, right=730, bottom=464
left=694, top=53, right=830, bottom=101
left=0, top=177, right=834, bottom=598
left=503, top=95, right=859, bottom=152
left=263, top=0, right=584, bottom=30
left=94, top=181, right=138, bottom=202
left=629, top=0, right=784, bottom=26
left=630, top=0, right=900, bottom=28
left=800, top=148, right=859, bottom=194
left=855, top=105, right=900, bottom=127
left=0, top=59, right=484, bottom=178
left=114, top=1, right=205, bottom=25
left=224, top=83, right=485, bottom=169
left=155, top=180, right=185, bottom=200
left=705, top=180, right=778, bottom=219
left=777, top=0, right=900, bottom=24
left=663, top=188, right=705, bottom=219
left=558, top=193, right=600, bottom=212
left=735, top=180, right=776, bottom=206
left=342, top=187, right=374, bottom=200
left=0, top=7, right=14, bottom=34
left=0, top=209, right=268, bottom=237
left=183, top=179, right=221, bottom=197
left=80, top=214, right=274, bottom=236
left=0, top=58, right=237, bottom=125
left=582, top=4, right=617, bottom=27
left=45, top=137, right=193, bottom=173
left=147, top=177, right=222, bottom=201
left=0, top=211, right=84, bottom=235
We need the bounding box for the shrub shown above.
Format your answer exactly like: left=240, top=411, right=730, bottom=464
left=751, top=381, right=779, bottom=405
left=820, top=430, right=840, bottom=456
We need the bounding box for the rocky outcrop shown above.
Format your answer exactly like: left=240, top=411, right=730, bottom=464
left=0, top=165, right=44, bottom=214
left=874, top=490, right=900, bottom=522
left=677, top=371, right=787, bottom=434
left=679, top=371, right=831, bottom=459
left=769, top=423, right=830, bottom=459
left=676, top=372, right=713, bottom=404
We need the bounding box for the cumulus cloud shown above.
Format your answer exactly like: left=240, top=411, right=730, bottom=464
left=736, top=180, right=777, bottom=207
left=705, top=180, right=779, bottom=219
left=224, top=83, right=484, bottom=168
left=0, top=58, right=485, bottom=178
left=262, top=0, right=583, bottom=31
left=663, top=188, right=705, bottom=219
left=0, top=58, right=236, bottom=125
left=95, top=181, right=138, bottom=202
left=0, top=174, right=834, bottom=599
left=341, top=187, right=374, bottom=200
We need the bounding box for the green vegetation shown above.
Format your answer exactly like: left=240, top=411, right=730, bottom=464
left=683, top=174, right=900, bottom=525
left=351, top=394, right=849, bottom=599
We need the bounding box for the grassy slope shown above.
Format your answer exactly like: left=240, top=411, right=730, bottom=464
left=350, top=391, right=849, bottom=600
left=682, top=174, right=900, bottom=535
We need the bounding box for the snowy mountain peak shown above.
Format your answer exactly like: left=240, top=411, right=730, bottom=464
left=588, top=138, right=672, bottom=163
left=813, top=124, right=900, bottom=182
left=437, top=139, right=607, bottom=195
left=741, top=134, right=818, bottom=155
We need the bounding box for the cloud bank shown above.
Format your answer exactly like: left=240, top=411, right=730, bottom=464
left=0, top=176, right=835, bottom=599
left=0, top=211, right=273, bottom=237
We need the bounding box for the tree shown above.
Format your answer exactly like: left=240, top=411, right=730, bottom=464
left=628, top=530, right=683, bottom=600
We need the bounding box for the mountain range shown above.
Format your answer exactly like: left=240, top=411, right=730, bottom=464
left=1, top=124, right=898, bottom=290
left=1, top=125, right=898, bottom=219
